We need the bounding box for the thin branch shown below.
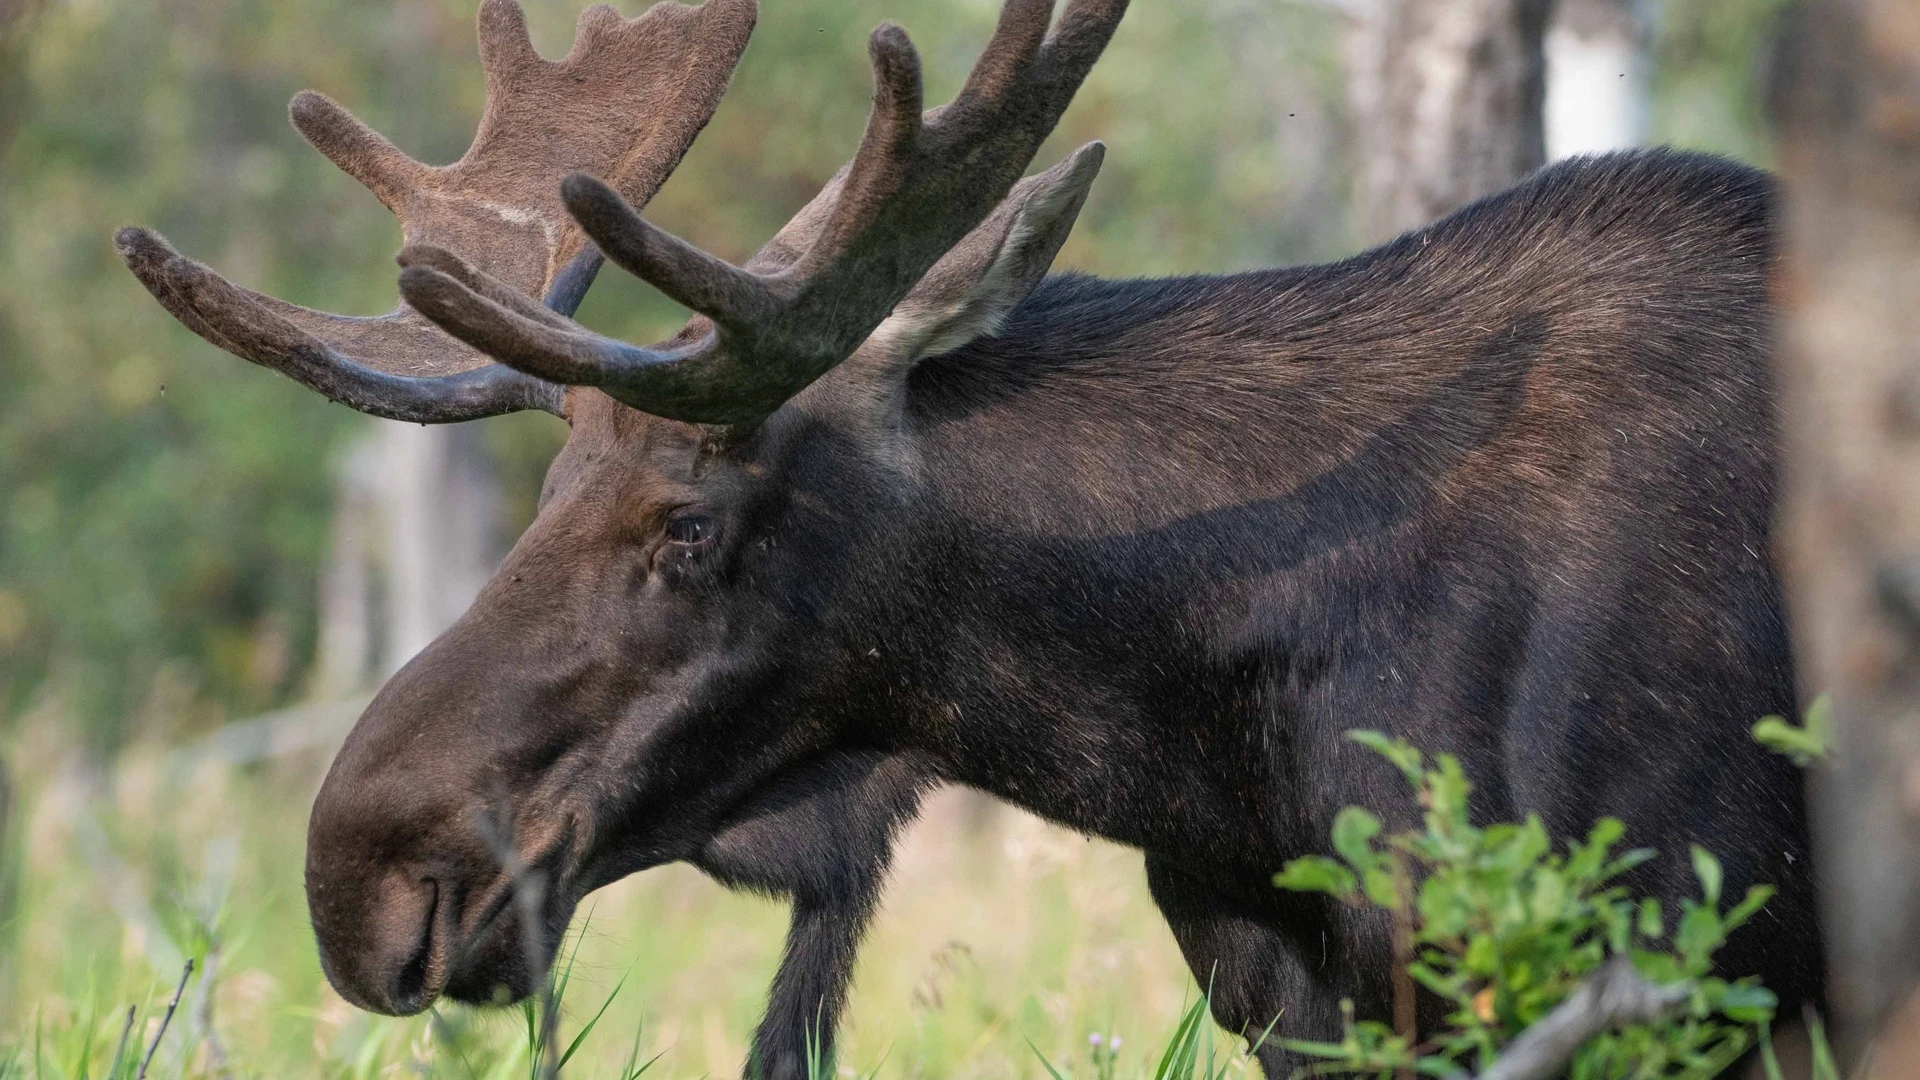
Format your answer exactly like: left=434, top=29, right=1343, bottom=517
left=1389, top=851, right=1416, bottom=1080
left=1474, top=958, right=1691, bottom=1080
left=475, top=805, right=560, bottom=1080
left=136, top=959, right=194, bottom=1080
left=193, top=946, right=230, bottom=1077
left=106, top=1005, right=135, bottom=1080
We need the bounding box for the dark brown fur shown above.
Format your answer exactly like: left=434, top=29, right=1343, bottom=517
left=305, top=149, right=1818, bottom=1079
left=111, top=1, right=1819, bottom=1073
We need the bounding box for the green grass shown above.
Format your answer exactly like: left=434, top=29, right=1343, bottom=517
left=0, top=720, right=1227, bottom=1079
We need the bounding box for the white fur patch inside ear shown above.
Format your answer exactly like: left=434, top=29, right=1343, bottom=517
left=869, top=141, right=1106, bottom=365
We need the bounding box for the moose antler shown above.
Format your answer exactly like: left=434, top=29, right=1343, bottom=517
left=399, top=0, right=1128, bottom=426
left=116, top=0, right=757, bottom=423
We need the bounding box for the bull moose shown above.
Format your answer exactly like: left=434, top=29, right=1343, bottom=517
left=115, top=0, right=1822, bottom=1075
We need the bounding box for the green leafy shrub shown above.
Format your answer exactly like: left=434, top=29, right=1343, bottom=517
left=1272, top=731, right=1778, bottom=1079
left=1752, top=695, right=1833, bottom=768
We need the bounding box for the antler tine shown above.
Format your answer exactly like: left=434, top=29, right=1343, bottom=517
left=947, top=0, right=1053, bottom=119
left=399, top=243, right=585, bottom=334
left=289, top=91, right=429, bottom=213
left=415, top=0, right=1127, bottom=426
left=559, top=174, right=780, bottom=325
left=476, top=0, right=542, bottom=80
left=1038, top=0, right=1130, bottom=92
left=118, top=226, right=568, bottom=422
left=118, top=0, right=757, bottom=423
left=400, top=261, right=743, bottom=421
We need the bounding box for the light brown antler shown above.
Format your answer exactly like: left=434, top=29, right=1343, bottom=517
left=115, top=0, right=757, bottom=423
left=399, top=0, right=1128, bottom=427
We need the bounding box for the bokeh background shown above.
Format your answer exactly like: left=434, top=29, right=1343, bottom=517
left=0, top=0, right=1793, bottom=1075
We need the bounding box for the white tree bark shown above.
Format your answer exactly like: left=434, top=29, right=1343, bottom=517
left=314, top=424, right=503, bottom=691
left=380, top=423, right=500, bottom=670
left=1544, top=0, right=1647, bottom=160
left=1343, top=0, right=1553, bottom=243
left=312, top=437, right=381, bottom=698
left=1773, top=0, right=1920, bottom=1071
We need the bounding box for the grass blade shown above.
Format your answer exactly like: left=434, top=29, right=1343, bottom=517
left=1025, top=1037, right=1072, bottom=1080
left=559, top=968, right=631, bottom=1070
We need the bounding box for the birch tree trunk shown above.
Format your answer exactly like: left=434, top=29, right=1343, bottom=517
left=314, top=425, right=504, bottom=691
left=380, top=423, right=501, bottom=670
left=312, top=437, right=382, bottom=698
left=1344, top=0, right=1554, bottom=242
left=1544, top=0, right=1647, bottom=160
left=1772, top=0, right=1920, bottom=1071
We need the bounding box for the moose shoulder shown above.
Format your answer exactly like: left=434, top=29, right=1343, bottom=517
left=116, top=0, right=1818, bottom=1076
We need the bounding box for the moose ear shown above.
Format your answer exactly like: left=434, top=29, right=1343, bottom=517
left=866, top=141, right=1105, bottom=367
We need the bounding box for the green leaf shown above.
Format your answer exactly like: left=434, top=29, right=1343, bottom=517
left=1586, top=816, right=1626, bottom=849
left=1725, top=885, right=1776, bottom=933
left=1606, top=901, right=1634, bottom=955
left=1274, top=857, right=1359, bottom=901
left=1599, top=847, right=1659, bottom=883
left=1529, top=869, right=1568, bottom=923
left=1691, top=845, right=1724, bottom=907
left=1332, top=807, right=1384, bottom=871
left=1638, top=898, right=1664, bottom=940
left=1463, top=935, right=1497, bottom=975
left=1362, top=867, right=1400, bottom=909
left=1676, top=904, right=1725, bottom=967
left=1348, top=730, right=1424, bottom=787
left=1567, top=818, right=1626, bottom=879
left=1428, top=755, right=1473, bottom=823
left=1719, top=983, right=1778, bottom=1024
left=1752, top=697, right=1833, bottom=767
left=1407, top=962, right=1470, bottom=1005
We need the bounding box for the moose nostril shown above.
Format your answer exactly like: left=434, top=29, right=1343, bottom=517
left=388, top=880, right=439, bottom=1013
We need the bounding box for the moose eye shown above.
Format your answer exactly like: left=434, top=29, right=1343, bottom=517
left=665, top=512, right=716, bottom=548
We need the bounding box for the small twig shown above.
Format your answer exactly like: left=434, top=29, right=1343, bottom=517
left=136, top=958, right=195, bottom=1080
left=1389, top=851, right=1416, bottom=1080
left=106, top=1005, right=136, bottom=1080
left=1474, top=957, right=1691, bottom=1080
left=193, top=946, right=230, bottom=1077
left=475, top=805, right=560, bottom=1080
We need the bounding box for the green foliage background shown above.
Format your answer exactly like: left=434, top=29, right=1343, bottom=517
left=0, top=0, right=1788, bottom=750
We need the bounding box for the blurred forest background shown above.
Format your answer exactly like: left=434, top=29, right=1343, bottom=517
left=0, top=0, right=1800, bottom=1075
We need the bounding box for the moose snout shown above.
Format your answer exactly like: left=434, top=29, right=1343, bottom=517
left=308, top=868, right=450, bottom=1016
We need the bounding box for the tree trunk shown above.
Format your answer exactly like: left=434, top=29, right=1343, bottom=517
left=380, top=423, right=501, bottom=670
left=1343, top=0, right=1554, bottom=243
left=314, top=424, right=504, bottom=691
left=1544, top=0, right=1647, bottom=160
left=1772, top=0, right=1920, bottom=1071
left=312, top=436, right=381, bottom=698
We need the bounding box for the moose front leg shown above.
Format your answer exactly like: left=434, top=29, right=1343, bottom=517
left=693, top=752, right=930, bottom=1080
left=1144, top=856, right=1360, bottom=1080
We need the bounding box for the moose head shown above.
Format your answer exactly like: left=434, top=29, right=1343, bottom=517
left=119, top=0, right=1125, bottom=1039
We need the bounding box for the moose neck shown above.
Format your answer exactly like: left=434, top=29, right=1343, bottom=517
left=802, top=256, right=1544, bottom=867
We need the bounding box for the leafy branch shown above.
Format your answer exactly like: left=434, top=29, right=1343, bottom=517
left=1273, top=732, right=1778, bottom=1079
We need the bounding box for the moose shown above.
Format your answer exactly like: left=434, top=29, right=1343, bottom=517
left=117, top=0, right=1822, bottom=1075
